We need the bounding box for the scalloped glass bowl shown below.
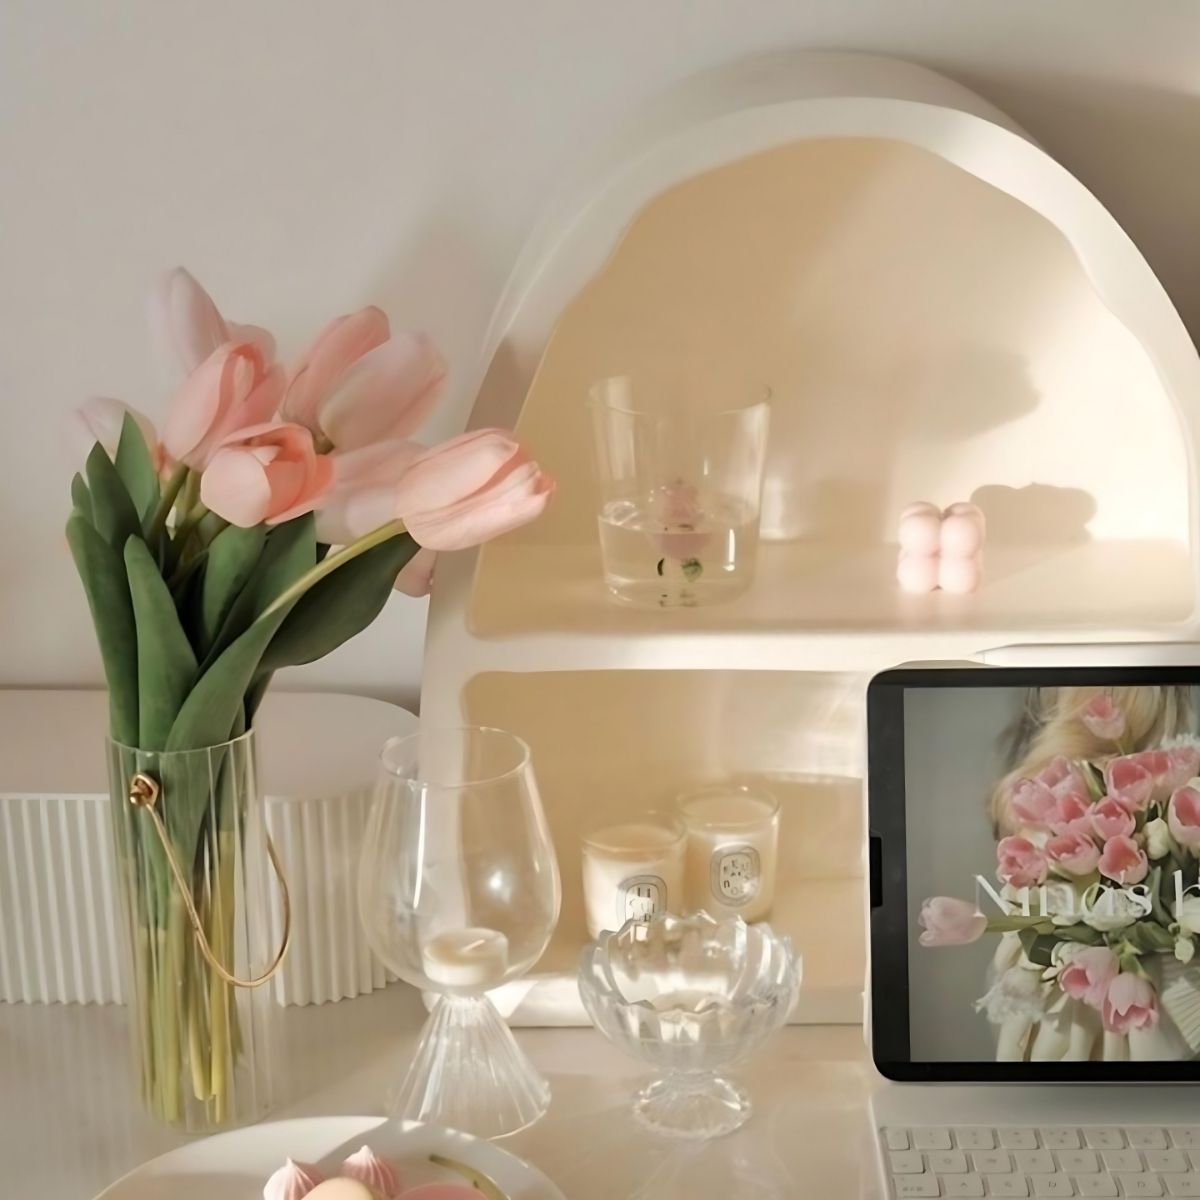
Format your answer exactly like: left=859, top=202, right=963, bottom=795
left=577, top=912, right=801, bottom=1138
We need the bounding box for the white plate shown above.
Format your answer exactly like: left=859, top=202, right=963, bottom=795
left=95, top=1117, right=567, bottom=1200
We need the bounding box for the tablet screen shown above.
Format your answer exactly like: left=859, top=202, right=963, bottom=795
left=868, top=667, right=1200, bottom=1080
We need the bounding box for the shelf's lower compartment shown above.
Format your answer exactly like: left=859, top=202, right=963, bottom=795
left=463, top=670, right=867, bottom=1026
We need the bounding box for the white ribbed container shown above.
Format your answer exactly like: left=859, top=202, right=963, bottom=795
left=0, top=690, right=415, bottom=1007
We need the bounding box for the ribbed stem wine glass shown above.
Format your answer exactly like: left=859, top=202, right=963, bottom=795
left=358, top=727, right=561, bottom=1138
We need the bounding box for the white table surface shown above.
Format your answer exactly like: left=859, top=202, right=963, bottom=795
left=1, top=984, right=876, bottom=1199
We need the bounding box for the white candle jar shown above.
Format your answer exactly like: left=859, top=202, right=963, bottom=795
left=580, top=814, right=687, bottom=939
left=676, top=784, right=780, bottom=922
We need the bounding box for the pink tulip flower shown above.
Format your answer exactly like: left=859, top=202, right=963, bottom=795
left=393, top=429, right=555, bottom=552
left=149, top=266, right=274, bottom=376
left=1090, top=796, right=1136, bottom=842
left=918, top=897, right=986, bottom=947
left=1163, top=745, right=1200, bottom=797
left=1081, top=694, right=1126, bottom=742
left=1046, top=828, right=1102, bottom=877
left=1010, top=779, right=1058, bottom=828
left=996, top=836, right=1048, bottom=888
left=1105, top=756, right=1155, bottom=812
left=1036, top=756, right=1090, bottom=802
left=162, top=341, right=285, bottom=469
left=1059, top=946, right=1118, bottom=1009
left=316, top=439, right=425, bottom=546
left=1168, top=785, right=1200, bottom=849
left=200, top=423, right=332, bottom=528
left=393, top=546, right=437, bottom=597
left=1048, top=791, right=1090, bottom=832
left=283, top=310, right=446, bottom=450
left=1098, top=835, right=1149, bottom=886
left=1101, top=972, right=1158, bottom=1034
left=66, top=397, right=158, bottom=465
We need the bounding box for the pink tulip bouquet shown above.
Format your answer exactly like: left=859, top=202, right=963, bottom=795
left=66, top=268, right=553, bottom=1127
left=919, top=695, right=1200, bottom=1059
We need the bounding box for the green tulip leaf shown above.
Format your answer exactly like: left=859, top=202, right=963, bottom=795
left=198, top=524, right=266, bottom=655
left=70, top=473, right=93, bottom=524
left=65, top=514, right=138, bottom=745
left=201, top=515, right=316, bottom=671
left=125, top=537, right=198, bottom=750
left=167, top=596, right=297, bottom=752
left=86, top=442, right=143, bottom=552
left=114, top=413, right=160, bottom=523
left=258, top=532, right=419, bottom=673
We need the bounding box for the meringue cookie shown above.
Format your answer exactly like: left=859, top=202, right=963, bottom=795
left=340, top=1146, right=400, bottom=1198
left=306, top=1181, right=377, bottom=1200
left=263, top=1158, right=324, bottom=1200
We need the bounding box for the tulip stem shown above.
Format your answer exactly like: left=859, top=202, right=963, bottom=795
left=148, top=465, right=191, bottom=544
left=173, top=503, right=210, bottom=547
left=262, top=519, right=409, bottom=619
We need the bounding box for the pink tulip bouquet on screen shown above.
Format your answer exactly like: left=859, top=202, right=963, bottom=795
left=919, top=694, right=1200, bottom=1061
left=66, top=268, right=553, bottom=1127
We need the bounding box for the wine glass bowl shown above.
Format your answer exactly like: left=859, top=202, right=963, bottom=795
left=358, top=726, right=561, bottom=1138
left=578, top=911, right=801, bottom=1138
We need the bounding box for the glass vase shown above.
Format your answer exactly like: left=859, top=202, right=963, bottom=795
left=106, top=731, right=283, bottom=1133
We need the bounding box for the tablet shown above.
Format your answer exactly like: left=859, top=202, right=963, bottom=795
left=867, top=664, right=1200, bottom=1081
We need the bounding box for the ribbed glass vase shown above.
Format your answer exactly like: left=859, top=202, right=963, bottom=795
left=106, top=731, right=280, bottom=1132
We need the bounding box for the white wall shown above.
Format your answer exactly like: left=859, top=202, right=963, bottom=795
left=3, top=1, right=1199, bottom=708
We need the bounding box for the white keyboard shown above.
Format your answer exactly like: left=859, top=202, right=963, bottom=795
left=881, top=1127, right=1200, bottom=1199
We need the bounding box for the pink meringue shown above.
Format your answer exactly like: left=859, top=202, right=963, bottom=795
left=263, top=1157, right=324, bottom=1200
left=341, top=1145, right=401, bottom=1198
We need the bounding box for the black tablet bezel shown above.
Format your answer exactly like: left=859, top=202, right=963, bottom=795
left=867, top=663, right=1200, bottom=1083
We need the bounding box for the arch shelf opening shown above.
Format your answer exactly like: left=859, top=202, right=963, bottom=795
left=468, top=135, right=1193, bottom=664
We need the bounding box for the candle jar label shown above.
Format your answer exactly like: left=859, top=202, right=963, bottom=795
left=617, top=874, right=668, bottom=926
left=709, top=845, right=760, bottom=908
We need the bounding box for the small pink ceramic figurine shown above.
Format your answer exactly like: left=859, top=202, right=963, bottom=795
left=896, top=501, right=985, bottom=593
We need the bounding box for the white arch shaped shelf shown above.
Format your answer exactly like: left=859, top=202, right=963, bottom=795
left=422, top=53, right=1200, bottom=1025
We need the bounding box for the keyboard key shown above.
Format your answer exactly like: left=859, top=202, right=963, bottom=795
left=1104, top=1153, right=1145, bottom=1174
left=1145, top=1152, right=1190, bottom=1174
left=944, top=1177, right=986, bottom=1197
left=1058, top=1153, right=1102, bottom=1175
left=895, top=1177, right=941, bottom=1197
left=1128, top=1131, right=1168, bottom=1151
left=1014, top=1153, right=1058, bottom=1175
left=1001, top=1131, right=1041, bottom=1150
left=975, top=1153, right=1014, bottom=1174
left=916, top=1130, right=955, bottom=1151
left=892, top=1152, right=925, bottom=1174
left=1031, top=1177, right=1074, bottom=1197
left=1075, top=1179, right=1119, bottom=1198
left=959, top=1131, right=998, bottom=1151
left=1171, top=1133, right=1200, bottom=1151
left=1163, top=1177, right=1200, bottom=1198
left=1117, top=1176, right=1164, bottom=1198
left=888, top=1130, right=912, bottom=1151
left=930, top=1152, right=970, bottom=1174
left=1045, top=1131, right=1084, bottom=1151
left=988, top=1176, right=1030, bottom=1197
left=1087, top=1131, right=1126, bottom=1150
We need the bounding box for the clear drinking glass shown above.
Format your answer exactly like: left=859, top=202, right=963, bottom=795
left=358, top=727, right=561, bottom=1138
left=589, top=376, right=770, bottom=608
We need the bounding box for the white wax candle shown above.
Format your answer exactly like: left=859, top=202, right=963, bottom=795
left=581, top=820, right=685, bottom=939
left=677, top=788, right=779, bottom=922
left=421, top=927, right=509, bottom=988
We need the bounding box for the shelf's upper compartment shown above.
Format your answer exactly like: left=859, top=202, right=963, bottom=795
left=425, top=52, right=1200, bottom=711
